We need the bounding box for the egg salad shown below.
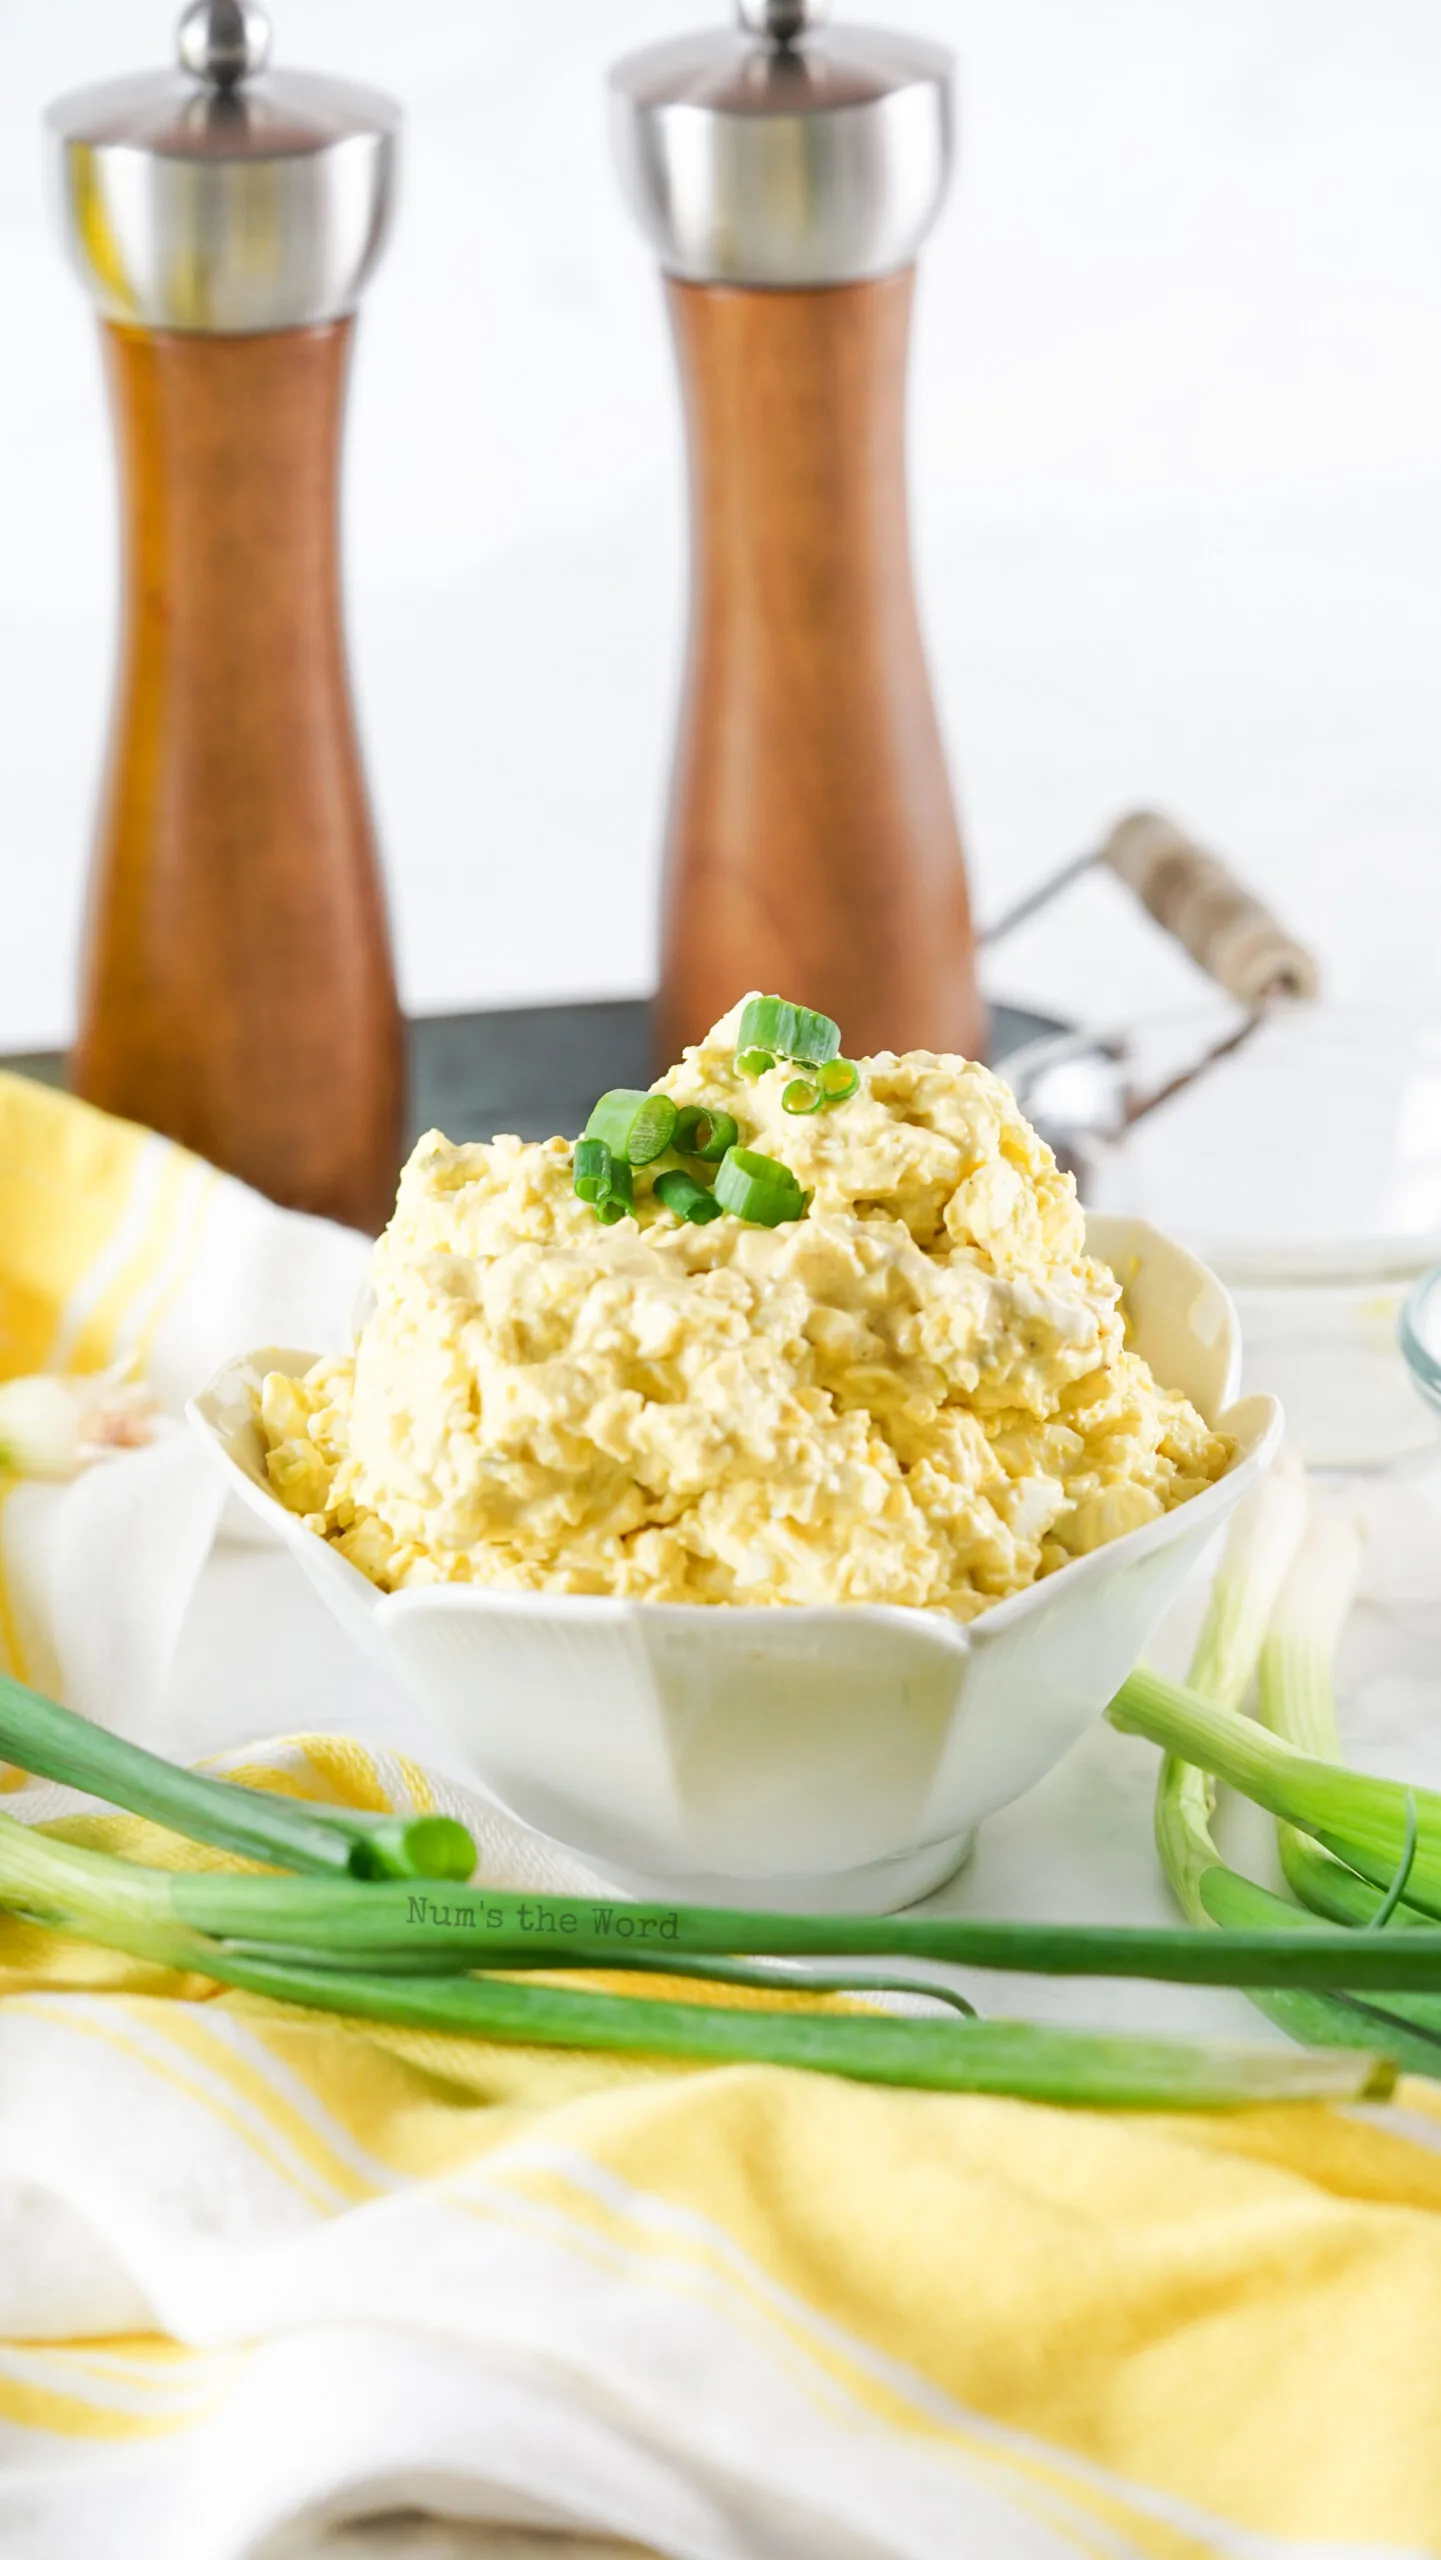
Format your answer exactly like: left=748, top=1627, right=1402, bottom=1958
left=257, top=998, right=1232, bottom=1618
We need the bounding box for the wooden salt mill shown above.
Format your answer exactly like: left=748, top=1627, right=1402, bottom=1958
left=611, top=0, right=983, bottom=1065
left=48, top=0, right=404, bottom=1230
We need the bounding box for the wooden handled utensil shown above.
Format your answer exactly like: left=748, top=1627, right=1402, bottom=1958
left=983, top=810, right=1320, bottom=1008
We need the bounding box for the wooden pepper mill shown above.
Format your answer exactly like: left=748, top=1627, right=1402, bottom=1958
left=48, top=0, right=404, bottom=1230
left=611, top=0, right=983, bottom=1066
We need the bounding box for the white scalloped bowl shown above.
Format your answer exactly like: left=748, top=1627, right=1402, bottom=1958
left=189, top=1216, right=1280, bottom=1913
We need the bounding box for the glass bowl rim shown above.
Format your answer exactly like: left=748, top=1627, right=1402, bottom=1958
left=1399, top=1261, right=1441, bottom=1405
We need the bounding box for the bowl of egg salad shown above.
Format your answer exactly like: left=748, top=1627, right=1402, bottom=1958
left=191, top=997, right=1280, bottom=1912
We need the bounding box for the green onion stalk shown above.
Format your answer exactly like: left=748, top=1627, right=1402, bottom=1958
left=1257, top=1520, right=1441, bottom=2064
left=1151, top=1457, right=1309, bottom=1929
left=1113, top=1663, right=1441, bottom=1921
left=1149, top=1474, right=1400, bottom=2061
left=1117, top=1494, right=1441, bottom=2075
left=1228, top=1509, right=1441, bottom=2068
left=0, top=1812, right=1392, bottom=2110
left=0, top=1675, right=476, bottom=1886
left=8, top=1806, right=1441, bottom=1994
left=1259, top=1507, right=1381, bottom=1909
left=0, top=1650, right=1432, bottom=2105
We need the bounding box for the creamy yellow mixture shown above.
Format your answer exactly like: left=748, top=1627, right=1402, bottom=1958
left=258, top=1001, right=1231, bottom=1618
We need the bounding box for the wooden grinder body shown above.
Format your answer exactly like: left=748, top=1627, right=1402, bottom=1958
left=658, top=269, right=983, bottom=1065
left=72, top=317, right=404, bottom=1232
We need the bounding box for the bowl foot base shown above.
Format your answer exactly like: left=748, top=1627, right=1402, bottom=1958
left=581, top=1832, right=974, bottom=1916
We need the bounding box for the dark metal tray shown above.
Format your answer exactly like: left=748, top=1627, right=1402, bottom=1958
left=6, top=999, right=1058, bottom=1153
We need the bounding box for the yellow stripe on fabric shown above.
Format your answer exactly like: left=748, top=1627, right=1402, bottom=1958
left=397, top=1753, right=437, bottom=1815
left=3, top=1981, right=1440, bottom=2551
left=0, top=2344, right=232, bottom=2442
left=0, top=1074, right=161, bottom=1382
left=295, top=1736, right=394, bottom=1815
left=191, top=2011, right=424, bottom=2192
left=438, top=2070, right=1441, bottom=2557
left=225, top=1740, right=437, bottom=1822
left=0, top=1907, right=208, bottom=1996
left=193, top=2007, right=557, bottom=2183
left=121, top=2005, right=384, bottom=2206
left=125, top=1162, right=223, bottom=1375
left=1168, top=2083, right=1441, bottom=2214
left=45, top=2337, right=213, bottom=2387
left=60, top=1141, right=198, bottom=1380
left=441, top=2180, right=1045, bottom=2541
left=0, top=2339, right=226, bottom=2413
left=466, top=2141, right=1417, bottom=2560
left=220, top=1998, right=629, bottom=2167
left=452, top=2160, right=1017, bottom=2481
left=446, top=2173, right=1200, bottom=2560
left=199, top=1740, right=396, bottom=1820
left=41, top=1131, right=171, bottom=1379
left=447, top=2178, right=872, bottom=2433
left=0, top=2372, right=199, bottom=2443
left=0, top=1482, right=31, bottom=1688
left=17, top=2000, right=346, bottom=2215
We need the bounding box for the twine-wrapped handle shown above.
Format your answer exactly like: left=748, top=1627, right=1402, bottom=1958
left=1100, top=810, right=1319, bottom=1005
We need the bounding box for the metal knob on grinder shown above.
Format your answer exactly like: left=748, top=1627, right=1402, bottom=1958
left=176, top=1, right=271, bottom=85
left=611, top=0, right=982, bottom=1065
left=48, top=3, right=404, bottom=1228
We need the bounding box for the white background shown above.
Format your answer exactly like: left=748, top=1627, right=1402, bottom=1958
left=0, top=0, right=1438, bottom=1052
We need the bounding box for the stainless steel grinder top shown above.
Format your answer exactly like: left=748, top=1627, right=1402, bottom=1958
left=610, top=0, right=953, bottom=288
left=48, top=0, right=399, bottom=335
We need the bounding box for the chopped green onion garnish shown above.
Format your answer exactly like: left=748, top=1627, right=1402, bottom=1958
left=584, top=1089, right=679, bottom=1166
left=736, top=1048, right=774, bottom=1080
left=673, top=1105, right=739, bottom=1162
left=574, top=1140, right=634, bottom=1223
left=654, top=1168, right=723, bottom=1225
left=573, top=1138, right=613, bottom=1204
left=714, top=1146, right=806, bottom=1227
left=781, top=1077, right=823, bottom=1116
left=738, top=997, right=841, bottom=1068
left=818, top=1057, right=860, bottom=1105
left=588, top=1157, right=633, bottom=1224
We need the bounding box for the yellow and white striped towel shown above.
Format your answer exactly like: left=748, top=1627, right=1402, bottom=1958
left=2, top=1739, right=1441, bottom=2560
left=8, top=1075, right=1441, bottom=2559
left=0, top=1072, right=367, bottom=1738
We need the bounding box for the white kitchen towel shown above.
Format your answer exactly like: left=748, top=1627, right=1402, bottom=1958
left=4, top=1736, right=1441, bottom=2560
left=0, top=1072, right=369, bottom=1740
